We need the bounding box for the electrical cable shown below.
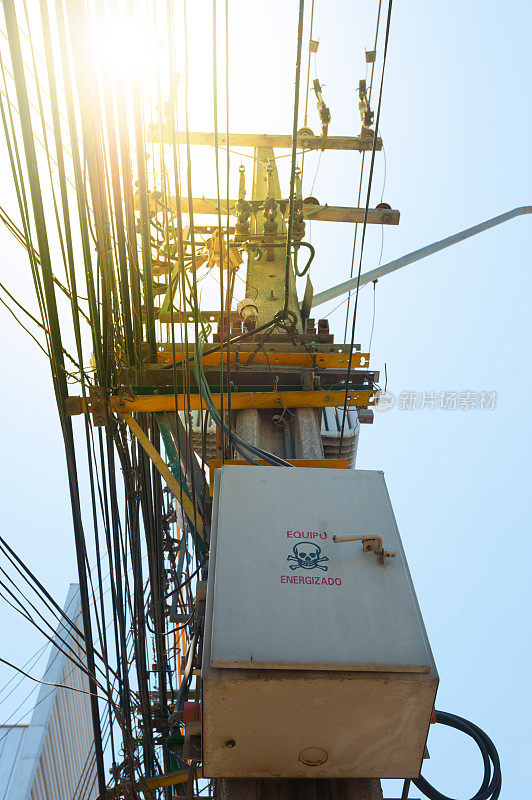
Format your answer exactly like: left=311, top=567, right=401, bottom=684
left=0, top=538, right=84, bottom=640
left=212, top=0, right=226, bottom=461
left=293, top=241, right=315, bottom=277
left=339, top=0, right=393, bottom=451
left=83, top=418, right=118, bottom=764
left=0, top=623, right=136, bottom=781
left=3, top=5, right=108, bottom=788
left=368, top=280, right=377, bottom=351
left=301, top=0, right=316, bottom=182
left=0, top=581, right=83, bottom=706
left=158, top=3, right=202, bottom=570
left=0, top=571, right=115, bottom=689
left=343, top=0, right=383, bottom=342
left=148, top=559, right=205, bottom=613
left=0, top=642, right=48, bottom=706
left=224, top=0, right=233, bottom=464
left=310, top=148, right=322, bottom=196
left=1, top=1, right=206, bottom=788
left=168, top=623, right=201, bottom=723
left=0, top=534, right=120, bottom=684
left=181, top=0, right=208, bottom=555
left=414, top=711, right=501, bottom=800
left=0, top=656, right=105, bottom=700
left=0, top=638, right=110, bottom=749
left=192, top=322, right=293, bottom=467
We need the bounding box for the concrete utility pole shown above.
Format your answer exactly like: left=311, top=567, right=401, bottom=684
left=234, top=147, right=324, bottom=461
left=220, top=148, right=382, bottom=800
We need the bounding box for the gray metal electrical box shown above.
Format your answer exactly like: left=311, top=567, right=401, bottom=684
left=202, top=467, right=438, bottom=778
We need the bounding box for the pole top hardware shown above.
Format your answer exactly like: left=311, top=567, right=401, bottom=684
left=312, top=79, right=331, bottom=139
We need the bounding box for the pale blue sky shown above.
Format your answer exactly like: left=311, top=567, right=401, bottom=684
left=0, top=1, right=530, bottom=797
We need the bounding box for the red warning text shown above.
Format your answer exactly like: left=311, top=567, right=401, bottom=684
left=286, top=531, right=327, bottom=539
left=281, top=575, right=342, bottom=586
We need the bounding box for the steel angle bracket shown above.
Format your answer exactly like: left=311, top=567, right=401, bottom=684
left=109, top=389, right=377, bottom=413
left=67, top=390, right=377, bottom=415
left=65, top=388, right=108, bottom=426
left=156, top=348, right=370, bottom=370
left=86, top=386, right=108, bottom=427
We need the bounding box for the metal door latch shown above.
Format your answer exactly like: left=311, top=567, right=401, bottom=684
left=332, top=534, right=396, bottom=566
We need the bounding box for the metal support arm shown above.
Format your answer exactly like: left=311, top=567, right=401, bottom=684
left=311, top=205, right=532, bottom=308
left=119, top=412, right=204, bottom=538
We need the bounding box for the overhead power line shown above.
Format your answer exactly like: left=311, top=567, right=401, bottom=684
left=339, top=0, right=393, bottom=450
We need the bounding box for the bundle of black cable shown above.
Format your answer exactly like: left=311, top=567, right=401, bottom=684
left=414, top=710, right=501, bottom=800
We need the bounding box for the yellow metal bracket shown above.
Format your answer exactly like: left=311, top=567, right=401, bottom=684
left=156, top=349, right=371, bottom=369
left=66, top=390, right=376, bottom=416
left=106, top=767, right=203, bottom=798
left=119, top=412, right=203, bottom=538
left=108, top=389, right=376, bottom=414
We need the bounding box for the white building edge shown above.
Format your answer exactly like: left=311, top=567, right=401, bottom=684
left=0, top=583, right=97, bottom=800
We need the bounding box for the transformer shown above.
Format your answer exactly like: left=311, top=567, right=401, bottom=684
left=201, top=467, right=438, bottom=778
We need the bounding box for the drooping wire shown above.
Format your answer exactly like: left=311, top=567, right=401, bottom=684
left=0, top=656, right=104, bottom=700
left=414, top=710, right=501, bottom=800
left=0, top=586, right=84, bottom=707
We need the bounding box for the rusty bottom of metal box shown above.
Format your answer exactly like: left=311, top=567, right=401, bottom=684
left=202, top=666, right=437, bottom=778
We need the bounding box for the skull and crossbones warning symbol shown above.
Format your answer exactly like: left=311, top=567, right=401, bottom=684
left=287, top=542, right=329, bottom=571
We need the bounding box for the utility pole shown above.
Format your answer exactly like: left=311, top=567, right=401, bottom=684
left=217, top=147, right=383, bottom=800
left=234, top=147, right=324, bottom=461
left=68, top=135, right=385, bottom=797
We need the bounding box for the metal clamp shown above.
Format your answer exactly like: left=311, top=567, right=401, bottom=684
left=332, top=534, right=396, bottom=566
left=87, top=386, right=108, bottom=427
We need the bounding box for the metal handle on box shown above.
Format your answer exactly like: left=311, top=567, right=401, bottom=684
left=332, top=533, right=396, bottom=566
